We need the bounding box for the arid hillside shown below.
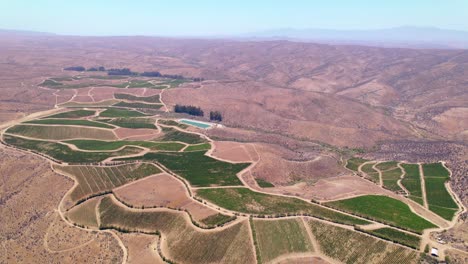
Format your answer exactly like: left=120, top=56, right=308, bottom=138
left=0, top=35, right=465, bottom=147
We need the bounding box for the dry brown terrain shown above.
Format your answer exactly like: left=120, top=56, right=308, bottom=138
left=0, top=146, right=122, bottom=263
left=0, top=33, right=466, bottom=263
left=117, top=233, right=164, bottom=264
left=113, top=174, right=219, bottom=222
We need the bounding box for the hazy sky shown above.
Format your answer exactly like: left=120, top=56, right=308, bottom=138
left=1, top=0, right=467, bottom=36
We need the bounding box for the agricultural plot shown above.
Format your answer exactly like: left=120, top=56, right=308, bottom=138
left=196, top=188, right=370, bottom=225
left=109, top=80, right=161, bottom=88
left=360, top=162, right=380, bottom=183
left=421, top=162, right=458, bottom=220
left=158, top=119, right=189, bottom=129
left=253, top=218, right=313, bottom=263
left=98, top=196, right=256, bottom=263
left=65, top=139, right=184, bottom=151
left=24, top=119, right=114, bottom=129
left=3, top=135, right=141, bottom=163
left=160, top=127, right=206, bottom=144
left=425, top=178, right=458, bottom=220
left=422, top=162, right=450, bottom=177
left=102, top=117, right=156, bottom=129
left=65, top=197, right=100, bottom=228
left=114, top=93, right=161, bottom=103
left=113, top=101, right=163, bottom=109
left=45, top=109, right=95, bottom=119
left=345, top=157, right=368, bottom=172
left=39, top=79, right=95, bottom=89
left=60, top=100, right=119, bottom=108
left=118, top=151, right=249, bottom=187
left=376, top=161, right=398, bottom=171
left=184, top=143, right=211, bottom=152
left=325, top=195, right=437, bottom=233
left=6, top=124, right=117, bottom=140
left=158, top=79, right=189, bottom=88
left=255, top=178, right=275, bottom=188
left=307, top=219, right=418, bottom=264
left=99, top=108, right=149, bottom=118
left=199, top=213, right=236, bottom=227
left=381, top=167, right=404, bottom=192
left=55, top=163, right=161, bottom=204
left=400, top=164, right=423, bottom=205
left=358, top=227, right=421, bottom=249
left=113, top=174, right=228, bottom=226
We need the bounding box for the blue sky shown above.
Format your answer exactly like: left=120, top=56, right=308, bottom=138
left=0, top=0, right=467, bottom=36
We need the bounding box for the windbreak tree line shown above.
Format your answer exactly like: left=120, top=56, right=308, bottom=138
left=64, top=66, right=203, bottom=81
left=174, top=104, right=204, bottom=116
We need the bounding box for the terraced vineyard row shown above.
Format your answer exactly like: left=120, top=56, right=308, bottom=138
left=55, top=163, right=161, bottom=204
left=196, top=187, right=370, bottom=225
left=98, top=196, right=256, bottom=263
left=422, top=163, right=459, bottom=220
left=308, top=219, right=419, bottom=264
left=400, top=164, right=424, bottom=205
left=253, top=218, right=314, bottom=263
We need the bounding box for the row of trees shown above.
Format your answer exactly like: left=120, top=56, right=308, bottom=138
left=174, top=104, right=223, bottom=122
left=63, top=66, right=204, bottom=81
left=107, top=68, right=138, bottom=76
left=174, top=104, right=204, bottom=116
left=64, top=66, right=85, bottom=71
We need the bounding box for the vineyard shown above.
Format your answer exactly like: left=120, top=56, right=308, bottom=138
left=400, top=164, right=424, bottom=205
left=360, top=162, right=380, bottom=183
left=46, top=109, right=96, bottom=118
left=114, top=93, right=161, bottom=103
left=6, top=125, right=117, bottom=140
left=196, top=187, right=370, bottom=225
left=65, top=139, right=185, bottom=151
left=422, top=162, right=459, bottom=220
left=3, top=135, right=142, bottom=163
left=253, top=218, right=313, bottom=262
left=381, top=167, right=404, bottom=192
left=119, top=151, right=249, bottom=187
left=25, top=119, right=114, bottom=129
left=55, top=163, right=161, bottom=204
left=307, top=219, right=419, bottom=264
left=65, top=197, right=100, bottom=228
left=325, top=195, right=437, bottom=233
left=98, top=196, right=256, bottom=263
left=103, top=117, right=157, bottom=129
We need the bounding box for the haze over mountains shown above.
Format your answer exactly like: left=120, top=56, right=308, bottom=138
left=2, top=26, right=468, bottom=49
left=241, top=26, right=468, bottom=49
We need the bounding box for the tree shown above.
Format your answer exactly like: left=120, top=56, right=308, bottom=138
left=210, top=111, right=222, bottom=122
left=174, top=104, right=204, bottom=116
left=64, top=66, right=85, bottom=71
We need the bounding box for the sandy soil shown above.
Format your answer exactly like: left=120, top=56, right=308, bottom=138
left=211, top=141, right=256, bottom=162
left=249, top=144, right=347, bottom=186
left=117, top=233, right=164, bottom=264
left=113, top=174, right=218, bottom=221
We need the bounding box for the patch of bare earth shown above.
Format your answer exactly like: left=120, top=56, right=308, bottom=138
left=250, top=144, right=347, bottom=186
left=211, top=141, right=256, bottom=162
left=113, top=174, right=218, bottom=221
left=117, top=233, right=164, bottom=264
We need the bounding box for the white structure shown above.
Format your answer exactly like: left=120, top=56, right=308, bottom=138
left=431, top=247, right=439, bottom=257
